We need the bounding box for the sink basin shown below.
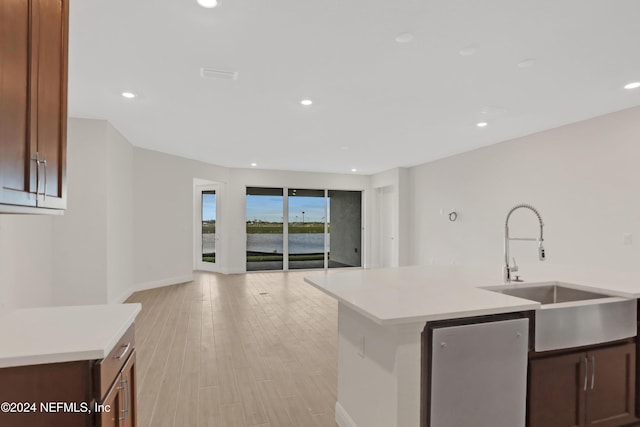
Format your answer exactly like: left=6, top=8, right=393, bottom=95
left=491, top=284, right=611, bottom=305
left=482, top=282, right=637, bottom=352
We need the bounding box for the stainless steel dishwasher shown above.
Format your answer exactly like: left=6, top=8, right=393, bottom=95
left=428, top=317, right=529, bottom=427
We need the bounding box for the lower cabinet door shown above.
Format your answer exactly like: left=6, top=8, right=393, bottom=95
left=528, top=352, right=586, bottom=427
left=121, top=351, right=136, bottom=427
left=585, top=343, right=637, bottom=427
left=99, top=376, right=122, bottom=427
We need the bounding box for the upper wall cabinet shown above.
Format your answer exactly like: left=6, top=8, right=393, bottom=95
left=0, top=0, right=68, bottom=212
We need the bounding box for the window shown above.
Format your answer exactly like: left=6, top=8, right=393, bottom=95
left=246, top=187, right=362, bottom=271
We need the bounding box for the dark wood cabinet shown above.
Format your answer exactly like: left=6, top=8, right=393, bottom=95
left=0, top=0, right=68, bottom=210
left=528, top=342, right=637, bottom=427
left=97, top=351, right=136, bottom=427
left=94, top=325, right=137, bottom=427
left=0, top=324, right=136, bottom=427
left=529, top=351, right=586, bottom=427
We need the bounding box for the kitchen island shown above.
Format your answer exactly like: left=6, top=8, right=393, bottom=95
left=305, top=265, right=640, bottom=427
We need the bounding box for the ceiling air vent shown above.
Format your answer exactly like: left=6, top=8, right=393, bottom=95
left=200, top=67, right=238, bottom=81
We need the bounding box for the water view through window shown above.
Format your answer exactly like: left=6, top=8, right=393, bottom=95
left=246, top=187, right=284, bottom=271
left=288, top=189, right=326, bottom=269
left=246, top=187, right=361, bottom=271
left=201, top=190, right=216, bottom=263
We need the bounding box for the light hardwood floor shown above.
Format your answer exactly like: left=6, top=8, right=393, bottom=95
left=126, top=271, right=339, bottom=427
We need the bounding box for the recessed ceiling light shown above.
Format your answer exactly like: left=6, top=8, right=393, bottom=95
left=624, top=82, right=640, bottom=90
left=197, top=0, right=218, bottom=8
left=459, top=46, right=478, bottom=56
left=517, top=58, right=536, bottom=68
left=300, top=99, right=313, bottom=106
left=251, top=163, right=257, bottom=167
left=351, top=168, right=357, bottom=173
left=121, top=92, right=136, bottom=99
left=395, top=33, right=414, bottom=43
left=477, top=122, right=488, bottom=128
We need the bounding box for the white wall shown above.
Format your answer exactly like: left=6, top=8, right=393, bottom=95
left=0, top=215, right=54, bottom=311
left=133, top=148, right=230, bottom=287
left=409, top=106, right=640, bottom=274
left=52, top=119, right=109, bottom=305
left=370, top=167, right=412, bottom=268
left=52, top=118, right=135, bottom=305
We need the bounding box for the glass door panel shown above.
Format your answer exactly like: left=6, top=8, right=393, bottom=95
left=246, top=187, right=284, bottom=271
left=201, top=190, right=216, bottom=263
left=288, top=189, right=326, bottom=270
left=328, top=190, right=362, bottom=268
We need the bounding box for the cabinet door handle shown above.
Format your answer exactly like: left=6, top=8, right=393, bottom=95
left=115, top=343, right=131, bottom=361
left=120, top=374, right=129, bottom=421
left=41, top=157, right=47, bottom=200
left=591, top=355, right=596, bottom=390
left=119, top=375, right=127, bottom=421
left=584, top=357, right=589, bottom=391
left=31, top=153, right=41, bottom=197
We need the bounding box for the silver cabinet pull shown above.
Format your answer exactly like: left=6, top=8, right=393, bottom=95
left=583, top=357, right=589, bottom=391
left=121, top=374, right=129, bottom=421
left=41, top=157, right=47, bottom=200
left=30, top=152, right=47, bottom=200
left=119, top=375, right=127, bottom=421
left=118, top=374, right=129, bottom=421
left=31, top=152, right=41, bottom=197
left=591, top=355, right=596, bottom=390
left=115, top=343, right=131, bottom=361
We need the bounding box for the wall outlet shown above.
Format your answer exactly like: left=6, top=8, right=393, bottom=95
left=623, top=234, right=633, bottom=245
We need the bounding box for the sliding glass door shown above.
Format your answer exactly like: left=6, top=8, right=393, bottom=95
left=246, top=187, right=284, bottom=271
left=288, top=189, right=326, bottom=269
left=246, top=187, right=361, bottom=271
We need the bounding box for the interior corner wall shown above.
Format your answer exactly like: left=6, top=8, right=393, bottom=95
left=409, top=106, right=640, bottom=273
left=106, top=124, right=134, bottom=303
left=132, top=148, right=230, bottom=287
left=52, top=118, right=109, bottom=305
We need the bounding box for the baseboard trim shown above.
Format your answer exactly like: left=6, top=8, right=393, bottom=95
left=133, top=274, right=195, bottom=293
left=112, top=287, right=135, bottom=304
left=335, top=401, right=357, bottom=427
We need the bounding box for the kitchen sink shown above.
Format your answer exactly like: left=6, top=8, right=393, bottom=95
left=482, top=282, right=637, bottom=352
left=492, top=283, right=611, bottom=305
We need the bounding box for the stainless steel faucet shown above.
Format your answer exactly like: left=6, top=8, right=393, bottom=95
left=504, top=204, right=546, bottom=283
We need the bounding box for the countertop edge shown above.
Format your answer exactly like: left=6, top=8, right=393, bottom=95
left=0, top=303, right=142, bottom=369
left=305, top=276, right=541, bottom=326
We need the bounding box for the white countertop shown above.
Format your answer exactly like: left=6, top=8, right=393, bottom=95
left=304, top=265, right=640, bottom=326
left=0, top=303, right=141, bottom=368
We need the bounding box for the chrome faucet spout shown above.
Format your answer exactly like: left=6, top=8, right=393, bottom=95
left=504, top=204, right=546, bottom=283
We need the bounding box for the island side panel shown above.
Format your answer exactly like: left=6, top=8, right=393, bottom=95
left=336, top=302, right=424, bottom=427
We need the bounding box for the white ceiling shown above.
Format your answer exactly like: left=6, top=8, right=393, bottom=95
left=68, top=0, right=640, bottom=175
